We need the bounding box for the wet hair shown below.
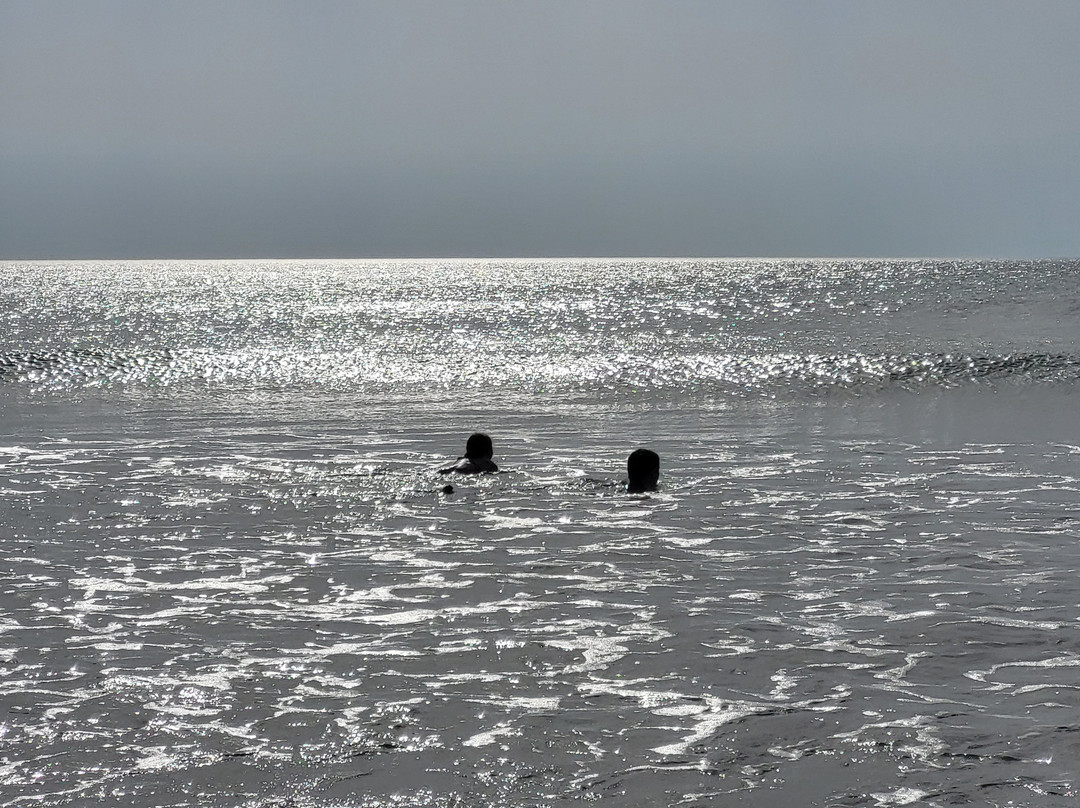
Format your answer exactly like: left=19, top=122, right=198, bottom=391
left=627, top=448, right=660, bottom=493
left=465, top=432, right=494, bottom=459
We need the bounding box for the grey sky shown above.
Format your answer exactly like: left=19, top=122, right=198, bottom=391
left=3, top=1, right=1079, bottom=258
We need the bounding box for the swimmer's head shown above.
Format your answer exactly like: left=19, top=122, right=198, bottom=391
left=627, top=448, right=660, bottom=493
left=465, top=432, right=494, bottom=460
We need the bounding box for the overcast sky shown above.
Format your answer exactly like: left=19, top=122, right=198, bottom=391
left=3, top=1, right=1080, bottom=259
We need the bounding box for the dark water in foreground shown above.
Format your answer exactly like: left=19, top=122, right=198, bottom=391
left=1, top=259, right=1079, bottom=807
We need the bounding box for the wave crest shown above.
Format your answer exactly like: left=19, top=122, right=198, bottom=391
left=2, top=348, right=1077, bottom=396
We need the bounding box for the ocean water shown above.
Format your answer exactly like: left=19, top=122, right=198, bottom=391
left=1, top=258, right=1079, bottom=807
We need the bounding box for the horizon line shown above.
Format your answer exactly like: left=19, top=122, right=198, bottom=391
left=3, top=254, right=1077, bottom=263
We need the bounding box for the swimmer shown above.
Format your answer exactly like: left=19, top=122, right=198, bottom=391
left=438, top=432, right=499, bottom=475
left=627, top=448, right=660, bottom=493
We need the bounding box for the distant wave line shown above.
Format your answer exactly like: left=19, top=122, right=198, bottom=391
left=1, top=348, right=1077, bottom=394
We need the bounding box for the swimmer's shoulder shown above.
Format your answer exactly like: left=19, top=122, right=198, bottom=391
left=438, top=457, right=499, bottom=475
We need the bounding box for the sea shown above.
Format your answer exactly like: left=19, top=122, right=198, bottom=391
left=1, top=258, right=1079, bottom=808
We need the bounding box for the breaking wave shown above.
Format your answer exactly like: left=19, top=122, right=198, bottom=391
left=2, top=347, right=1078, bottom=395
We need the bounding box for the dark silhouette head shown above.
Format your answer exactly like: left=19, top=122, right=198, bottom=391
left=439, top=432, right=498, bottom=475
left=627, top=448, right=660, bottom=493
left=465, top=432, right=494, bottom=460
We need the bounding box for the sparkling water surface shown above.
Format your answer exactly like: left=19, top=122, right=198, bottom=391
left=1, top=259, right=1079, bottom=807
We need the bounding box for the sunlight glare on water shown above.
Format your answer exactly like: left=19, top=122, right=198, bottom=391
left=1, top=259, right=1080, bottom=807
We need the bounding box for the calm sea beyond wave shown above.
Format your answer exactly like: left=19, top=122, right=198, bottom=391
left=2, top=258, right=1080, bottom=808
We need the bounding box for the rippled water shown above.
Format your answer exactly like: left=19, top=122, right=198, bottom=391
left=2, top=259, right=1080, bottom=807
